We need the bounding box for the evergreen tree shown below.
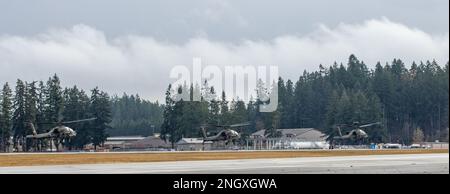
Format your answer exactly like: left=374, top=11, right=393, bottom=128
left=12, top=80, right=27, bottom=151
left=109, top=93, right=163, bottom=136
left=36, top=81, right=47, bottom=134
left=335, top=90, right=353, bottom=125
left=208, top=87, right=220, bottom=126
left=161, top=85, right=178, bottom=148
left=63, top=86, right=91, bottom=149
left=0, top=83, right=13, bottom=152
left=89, top=87, right=112, bottom=150
left=44, top=74, right=64, bottom=123
left=24, top=82, right=39, bottom=151
left=220, top=91, right=230, bottom=124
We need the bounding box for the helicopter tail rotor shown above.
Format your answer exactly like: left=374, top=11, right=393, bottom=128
left=216, top=121, right=251, bottom=128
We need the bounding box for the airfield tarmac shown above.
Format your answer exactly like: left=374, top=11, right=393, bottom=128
left=0, top=153, right=448, bottom=174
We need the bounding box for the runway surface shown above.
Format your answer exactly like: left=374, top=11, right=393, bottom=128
left=0, top=154, right=448, bottom=174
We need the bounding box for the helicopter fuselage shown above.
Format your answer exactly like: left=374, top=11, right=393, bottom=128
left=204, top=129, right=241, bottom=142
left=334, top=129, right=368, bottom=140
left=26, top=126, right=77, bottom=139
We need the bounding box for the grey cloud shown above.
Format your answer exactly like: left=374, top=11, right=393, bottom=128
left=0, top=19, right=448, bottom=101
left=0, top=0, right=448, bottom=42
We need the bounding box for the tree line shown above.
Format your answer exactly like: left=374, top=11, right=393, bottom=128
left=161, top=55, right=449, bottom=146
left=109, top=94, right=163, bottom=137
left=1, top=55, right=448, bottom=151
left=0, top=74, right=164, bottom=152
left=0, top=75, right=109, bottom=151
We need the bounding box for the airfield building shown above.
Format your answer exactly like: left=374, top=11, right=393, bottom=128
left=249, top=128, right=329, bottom=150
left=176, top=138, right=213, bottom=151
left=103, top=135, right=171, bottom=151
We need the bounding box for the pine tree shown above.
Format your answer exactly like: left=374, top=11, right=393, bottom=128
left=44, top=74, right=64, bottom=123
left=335, top=90, right=353, bottom=125
left=0, top=83, right=13, bottom=152
left=246, top=98, right=257, bottom=133
left=230, top=100, right=248, bottom=124
left=63, top=86, right=91, bottom=149
left=25, top=82, right=38, bottom=131
left=208, top=87, right=220, bottom=126
left=23, top=82, right=39, bottom=151
left=220, top=91, right=229, bottom=124
left=36, top=81, right=47, bottom=134
left=89, top=87, right=112, bottom=150
left=12, top=80, right=27, bottom=151
left=161, top=85, right=177, bottom=148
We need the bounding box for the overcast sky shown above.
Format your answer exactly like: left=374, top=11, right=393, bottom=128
left=0, top=0, right=449, bottom=101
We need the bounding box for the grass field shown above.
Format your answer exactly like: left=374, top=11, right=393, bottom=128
left=0, top=149, right=447, bottom=167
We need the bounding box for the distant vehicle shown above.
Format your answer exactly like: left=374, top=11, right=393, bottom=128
left=231, top=146, right=241, bottom=150
left=410, top=144, right=422, bottom=149
left=383, top=143, right=402, bottom=149
left=200, top=122, right=250, bottom=146
left=410, top=144, right=430, bottom=149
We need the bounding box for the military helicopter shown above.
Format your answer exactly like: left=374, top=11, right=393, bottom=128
left=331, top=122, right=382, bottom=144
left=200, top=122, right=250, bottom=146
left=25, top=117, right=96, bottom=151
left=26, top=118, right=96, bottom=139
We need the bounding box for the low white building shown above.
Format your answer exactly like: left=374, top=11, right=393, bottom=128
left=250, top=128, right=329, bottom=150
left=103, top=136, right=146, bottom=150
left=176, top=138, right=213, bottom=151
left=103, top=136, right=172, bottom=151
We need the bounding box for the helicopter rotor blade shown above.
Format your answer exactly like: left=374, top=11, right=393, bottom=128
left=62, top=118, right=97, bottom=124
left=34, top=121, right=58, bottom=125
left=359, top=122, right=382, bottom=128
left=216, top=122, right=251, bottom=128
left=229, top=122, right=251, bottom=128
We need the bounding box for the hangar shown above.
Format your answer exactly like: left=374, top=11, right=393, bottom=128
left=249, top=128, right=329, bottom=150
left=176, top=138, right=213, bottom=151
left=103, top=135, right=172, bottom=151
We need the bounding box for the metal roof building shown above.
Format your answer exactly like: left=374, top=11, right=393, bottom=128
left=251, top=128, right=327, bottom=141
left=249, top=128, right=329, bottom=150
left=176, top=138, right=213, bottom=151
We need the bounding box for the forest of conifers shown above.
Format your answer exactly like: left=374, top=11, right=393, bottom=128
left=0, top=74, right=163, bottom=151
left=0, top=55, right=448, bottom=151
left=160, top=55, right=449, bottom=145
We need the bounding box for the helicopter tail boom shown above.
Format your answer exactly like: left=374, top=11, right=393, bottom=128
left=27, top=122, right=37, bottom=136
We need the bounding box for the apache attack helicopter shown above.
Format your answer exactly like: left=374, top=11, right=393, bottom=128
left=331, top=121, right=382, bottom=143
left=25, top=117, right=96, bottom=151
left=200, top=122, right=251, bottom=146
left=26, top=118, right=96, bottom=140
